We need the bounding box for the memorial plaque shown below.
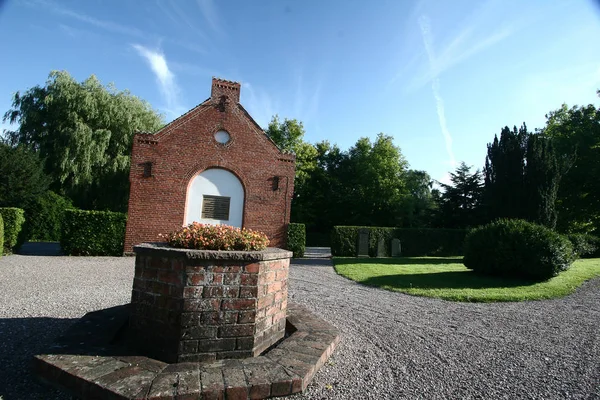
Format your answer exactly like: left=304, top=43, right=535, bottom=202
left=376, top=236, right=386, bottom=257
left=391, top=238, right=401, bottom=257
left=357, top=228, right=370, bottom=257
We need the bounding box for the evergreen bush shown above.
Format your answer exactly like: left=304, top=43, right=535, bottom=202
left=287, top=223, right=306, bottom=258
left=0, top=208, right=25, bottom=254
left=566, top=233, right=600, bottom=259
left=463, top=219, right=575, bottom=280
left=61, top=210, right=127, bottom=256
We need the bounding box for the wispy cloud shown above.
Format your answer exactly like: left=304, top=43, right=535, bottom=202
left=240, top=82, right=276, bottom=129
left=399, top=1, right=517, bottom=90
left=419, top=15, right=456, bottom=170
left=132, top=44, right=183, bottom=118
left=292, top=71, right=322, bottom=128
left=156, top=1, right=209, bottom=43
left=58, top=23, right=100, bottom=40
left=196, top=0, right=222, bottom=34
left=24, top=0, right=208, bottom=55
left=30, top=0, right=144, bottom=38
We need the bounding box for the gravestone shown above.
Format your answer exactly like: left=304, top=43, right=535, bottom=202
left=391, top=238, right=401, bottom=257
left=357, top=228, right=370, bottom=257
left=376, top=236, right=386, bottom=257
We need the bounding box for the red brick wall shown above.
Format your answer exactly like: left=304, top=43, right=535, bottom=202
left=130, top=245, right=291, bottom=363
left=124, top=78, right=295, bottom=253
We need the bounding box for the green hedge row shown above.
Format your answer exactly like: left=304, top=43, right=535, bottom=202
left=24, top=191, right=73, bottom=242
left=61, top=210, right=127, bottom=256
left=566, top=233, right=600, bottom=259
left=330, top=226, right=468, bottom=257
left=0, top=208, right=25, bottom=254
left=287, top=223, right=306, bottom=258
left=0, top=213, right=4, bottom=257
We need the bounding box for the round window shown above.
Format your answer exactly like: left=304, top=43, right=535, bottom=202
left=214, top=130, right=231, bottom=144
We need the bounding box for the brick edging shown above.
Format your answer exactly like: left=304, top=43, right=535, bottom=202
left=35, top=303, right=340, bottom=399
left=134, top=243, right=293, bottom=261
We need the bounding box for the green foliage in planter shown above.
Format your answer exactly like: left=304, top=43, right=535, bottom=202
left=463, top=219, right=575, bottom=281
left=24, top=191, right=73, bottom=241
left=0, top=213, right=4, bottom=257
left=61, top=210, right=127, bottom=256
left=330, top=226, right=467, bottom=257
left=287, top=223, right=306, bottom=258
left=566, top=233, right=600, bottom=259
left=0, top=208, right=25, bottom=254
left=165, top=223, right=269, bottom=251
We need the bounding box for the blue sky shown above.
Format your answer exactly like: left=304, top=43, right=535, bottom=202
left=1, top=0, right=599, bottom=185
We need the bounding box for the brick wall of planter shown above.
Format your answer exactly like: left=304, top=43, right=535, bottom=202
left=130, top=243, right=292, bottom=363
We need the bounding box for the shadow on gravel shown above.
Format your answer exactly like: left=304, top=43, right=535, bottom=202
left=337, top=257, right=464, bottom=265
left=292, top=258, right=333, bottom=266
left=0, top=317, right=76, bottom=400
left=17, top=242, right=63, bottom=256
left=360, top=271, right=535, bottom=290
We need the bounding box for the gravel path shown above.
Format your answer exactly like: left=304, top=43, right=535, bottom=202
left=0, top=254, right=598, bottom=399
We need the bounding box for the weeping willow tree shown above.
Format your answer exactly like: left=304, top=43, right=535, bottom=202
left=3, top=70, right=164, bottom=211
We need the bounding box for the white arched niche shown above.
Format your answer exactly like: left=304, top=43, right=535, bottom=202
left=185, top=168, right=244, bottom=227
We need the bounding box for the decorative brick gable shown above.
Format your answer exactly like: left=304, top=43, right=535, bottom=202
left=124, top=78, right=295, bottom=253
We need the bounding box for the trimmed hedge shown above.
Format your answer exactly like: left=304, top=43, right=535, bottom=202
left=330, top=226, right=468, bottom=257
left=24, top=191, right=73, bottom=241
left=287, top=223, right=306, bottom=258
left=0, top=208, right=25, bottom=254
left=61, top=210, right=127, bottom=256
left=0, top=213, right=3, bottom=257
left=566, top=233, right=600, bottom=259
left=463, top=219, right=575, bottom=280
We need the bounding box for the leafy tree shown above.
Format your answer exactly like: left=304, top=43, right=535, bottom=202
left=265, top=115, right=319, bottom=226
left=267, top=116, right=416, bottom=232
left=542, top=94, right=600, bottom=233
left=343, top=133, right=409, bottom=227
left=2, top=70, right=164, bottom=211
left=0, top=142, right=50, bottom=209
left=402, top=169, right=437, bottom=227
left=524, top=135, right=562, bottom=229
left=484, top=124, right=564, bottom=229
left=296, top=140, right=350, bottom=233
left=265, top=115, right=305, bottom=153
left=484, top=124, right=528, bottom=221
left=436, top=162, right=484, bottom=229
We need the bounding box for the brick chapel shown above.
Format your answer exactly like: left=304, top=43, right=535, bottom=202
left=123, top=78, right=296, bottom=253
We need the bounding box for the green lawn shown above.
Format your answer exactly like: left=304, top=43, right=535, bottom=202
left=333, top=257, right=600, bottom=302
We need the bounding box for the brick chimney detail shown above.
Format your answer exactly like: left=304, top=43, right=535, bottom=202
left=211, top=77, right=241, bottom=103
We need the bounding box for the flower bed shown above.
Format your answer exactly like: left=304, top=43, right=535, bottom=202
left=164, top=222, right=269, bottom=251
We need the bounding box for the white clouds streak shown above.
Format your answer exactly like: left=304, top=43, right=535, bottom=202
left=197, top=0, right=222, bottom=34
left=31, top=0, right=144, bottom=38
left=292, top=72, right=322, bottom=125
left=241, top=82, right=275, bottom=129
left=404, top=1, right=517, bottom=91
left=132, top=44, right=183, bottom=118
left=419, top=15, right=456, bottom=169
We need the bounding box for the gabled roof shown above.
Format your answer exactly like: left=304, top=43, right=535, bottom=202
left=134, top=91, right=294, bottom=161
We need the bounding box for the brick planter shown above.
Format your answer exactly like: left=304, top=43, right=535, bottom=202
left=130, top=243, right=292, bottom=363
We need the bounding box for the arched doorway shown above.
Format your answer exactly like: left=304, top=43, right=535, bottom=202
left=184, top=168, right=244, bottom=227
